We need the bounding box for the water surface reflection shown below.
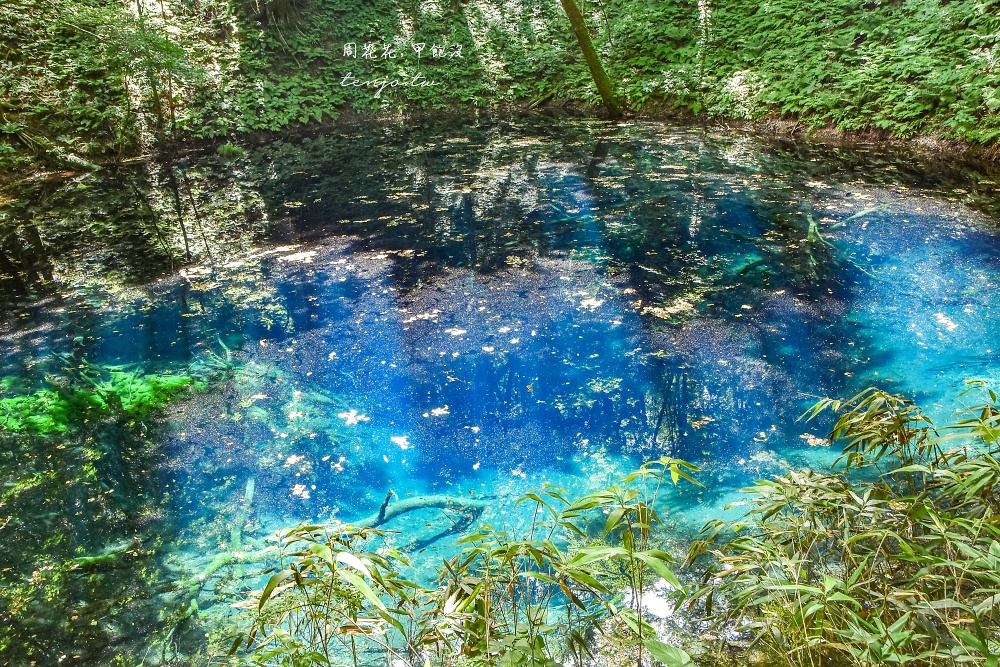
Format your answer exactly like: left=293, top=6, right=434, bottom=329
left=1, top=118, right=999, bottom=665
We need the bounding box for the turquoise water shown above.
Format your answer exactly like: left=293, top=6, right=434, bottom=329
left=1, top=119, right=999, bottom=663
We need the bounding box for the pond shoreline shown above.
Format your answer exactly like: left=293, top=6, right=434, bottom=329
left=3, top=104, right=998, bottom=192
left=629, top=103, right=1000, bottom=166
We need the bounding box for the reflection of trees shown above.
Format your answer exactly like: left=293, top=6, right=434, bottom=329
left=0, top=222, right=51, bottom=297
left=0, top=173, right=174, bottom=308
left=5, top=116, right=987, bottom=317
left=0, top=406, right=179, bottom=664
left=5, top=115, right=999, bottom=318
left=0, top=152, right=273, bottom=313
left=241, top=121, right=578, bottom=286
left=0, top=120, right=893, bottom=474
left=386, top=259, right=711, bottom=470
left=8, top=120, right=863, bottom=459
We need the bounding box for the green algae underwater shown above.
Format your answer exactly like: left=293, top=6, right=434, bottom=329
left=2, top=117, right=1000, bottom=665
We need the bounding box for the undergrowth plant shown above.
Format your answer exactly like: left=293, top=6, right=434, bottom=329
left=687, top=382, right=1000, bottom=667
left=6, top=0, right=1000, bottom=177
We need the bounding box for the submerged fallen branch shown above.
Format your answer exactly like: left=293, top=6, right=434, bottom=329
left=72, top=537, right=146, bottom=571
left=156, top=494, right=488, bottom=652
left=354, top=492, right=490, bottom=551
left=355, top=492, right=489, bottom=529
left=178, top=493, right=490, bottom=588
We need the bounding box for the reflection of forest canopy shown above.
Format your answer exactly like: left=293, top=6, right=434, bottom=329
left=0, top=123, right=890, bottom=474
left=3, top=117, right=997, bottom=310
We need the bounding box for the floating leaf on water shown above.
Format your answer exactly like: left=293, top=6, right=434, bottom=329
left=337, top=409, right=370, bottom=426
left=934, top=313, right=959, bottom=332
left=800, top=433, right=828, bottom=447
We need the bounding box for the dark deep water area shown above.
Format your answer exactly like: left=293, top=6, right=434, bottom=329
left=1, top=117, right=1000, bottom=665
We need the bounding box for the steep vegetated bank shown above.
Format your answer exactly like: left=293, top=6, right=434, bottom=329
left=1, top=0, right=142, bottom=174
left=3, top=0, right=1000, bottom=177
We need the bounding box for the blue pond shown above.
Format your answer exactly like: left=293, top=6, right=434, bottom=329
left=1, top=119, right=999, bottom=663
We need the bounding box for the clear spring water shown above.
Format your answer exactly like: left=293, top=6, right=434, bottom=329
left=1, top=118, right=999, bottom=664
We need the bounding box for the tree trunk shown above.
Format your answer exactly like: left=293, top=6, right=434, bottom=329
left=559, top=0, right=622, bottom=119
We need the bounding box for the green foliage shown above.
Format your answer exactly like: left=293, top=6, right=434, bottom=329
left=217, top=142, right=247, bottom=160
left=0, top=364, right=196, bottom=434
left=6, top=0, right=999, bottom=177
left=606, top=0, right=1000, bottom=141
left=1, top=0, right=129, bottom=172
left=0, top=0, right=200, bottom=174
left=687, top=382, right=1000, bottom=667
left=227, top=458, right=699, bottom=666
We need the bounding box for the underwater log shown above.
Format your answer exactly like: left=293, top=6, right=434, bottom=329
left=355, top=493, right=489, bottom=529
left=355, top=492, right=490, bottom=552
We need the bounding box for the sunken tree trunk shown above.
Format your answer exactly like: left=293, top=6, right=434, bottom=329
left=559, top=0, right=622, bottom=119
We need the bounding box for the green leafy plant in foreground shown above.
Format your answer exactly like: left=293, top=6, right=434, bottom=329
left=209, top=382, right=1000, bottom=667
left=688, top=382, right=1000, bottom=667
left=225, top=458, right=701, bottom=667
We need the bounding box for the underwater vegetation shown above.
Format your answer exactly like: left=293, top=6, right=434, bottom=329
left=0, top=365, right=197, bottom=434
left=0, top=345, right=225, bottom=665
